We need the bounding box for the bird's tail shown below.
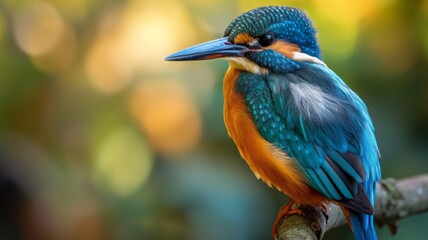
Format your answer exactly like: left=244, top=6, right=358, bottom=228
left=350, top=209, right=377, bottom=240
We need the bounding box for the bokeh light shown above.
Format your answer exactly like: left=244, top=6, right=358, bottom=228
left=31, top=24, right=77, bottom=74
left=50, top=0, right=88, bottom=21
left=12, top=1, right=65, bottom=56
left=94, top=126, right=153, bottom=197
left=85, top=0, right=197, bottom=94
left=129, top=79, right=202, bottom=156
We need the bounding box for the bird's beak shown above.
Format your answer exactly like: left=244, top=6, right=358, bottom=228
left=165, top=37, right=249, bottom=61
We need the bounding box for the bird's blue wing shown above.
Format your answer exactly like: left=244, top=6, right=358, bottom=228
left=237, top=63, right=380, bottom=214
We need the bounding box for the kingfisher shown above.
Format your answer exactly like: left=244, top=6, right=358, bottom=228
left=166, top=6, right=381, bottom=240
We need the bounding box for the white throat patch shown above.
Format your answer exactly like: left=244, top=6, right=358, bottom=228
left=225, top=57, right=269, bottom=75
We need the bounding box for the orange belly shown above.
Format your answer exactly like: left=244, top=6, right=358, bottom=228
left=223, top=67, right=329, bottom=206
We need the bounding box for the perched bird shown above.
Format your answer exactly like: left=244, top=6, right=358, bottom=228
left=166, top=6, right=381, bottom=240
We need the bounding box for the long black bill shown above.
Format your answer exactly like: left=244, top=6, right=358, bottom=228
left=165, top=37, right=249, bottom=61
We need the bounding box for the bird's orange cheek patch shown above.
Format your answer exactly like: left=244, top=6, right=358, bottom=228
left=267, top=40, right=301, bottom=58
left=234, top=33, right=255, bottom=45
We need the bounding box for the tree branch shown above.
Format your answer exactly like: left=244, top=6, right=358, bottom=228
left=277, top=174, right=428, bottom=239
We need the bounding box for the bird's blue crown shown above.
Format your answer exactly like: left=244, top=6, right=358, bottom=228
left=224, top=6, right=322, bottom=73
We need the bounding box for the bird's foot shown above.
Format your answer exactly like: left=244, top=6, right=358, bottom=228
left=272, top=199, right=304, bottom=240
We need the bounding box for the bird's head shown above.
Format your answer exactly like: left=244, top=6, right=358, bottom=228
left=166, top=6, right=324, bottom=74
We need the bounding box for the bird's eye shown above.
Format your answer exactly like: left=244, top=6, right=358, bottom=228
left=258, top=32, right=275, bottom=47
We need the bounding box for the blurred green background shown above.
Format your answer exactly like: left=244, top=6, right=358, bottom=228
left=0, top=0, right=427, bottom=239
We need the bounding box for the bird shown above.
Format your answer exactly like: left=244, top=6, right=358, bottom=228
left=165, top=6, right=381, bottom=240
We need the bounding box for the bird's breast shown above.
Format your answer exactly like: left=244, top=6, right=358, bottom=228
left=222, top=67, right=324, bottom=202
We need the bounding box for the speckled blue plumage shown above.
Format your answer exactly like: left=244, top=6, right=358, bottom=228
left=225, top=6, right=321, bottom=59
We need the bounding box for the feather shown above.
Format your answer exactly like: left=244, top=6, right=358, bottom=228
left=236, top=63, right=380, bottom=208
